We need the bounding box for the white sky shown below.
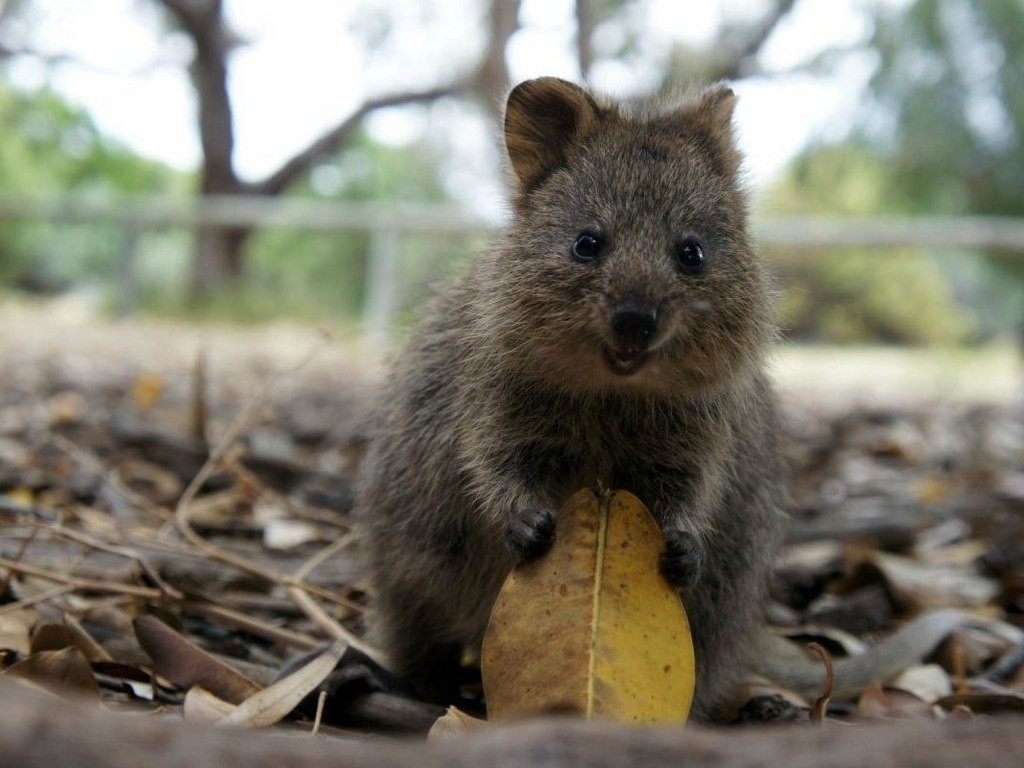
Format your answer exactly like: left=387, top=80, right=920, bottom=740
left=4, top=0, right=878, bottom=205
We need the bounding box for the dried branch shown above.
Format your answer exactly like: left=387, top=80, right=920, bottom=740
left=708, top=0, right=798, bottom=81
left=575, top=0, right=594, bottom=79
left=0, top=526, right=37, bottom=597
left=806, top=642, right=834, bottom=722
left=32, top=521, right=183, bottom=600
left=170, top=337, right=379, bottom=658
left=250, top=78, right=473, bottom=197
left=158, top=0, right=216, bottom=40
left=478, top=0, right=521, bottom=118
left=52, top=434, right=172, bottom=524
left=291, top=534, right=355, bottom=582
left=0, top=584, right=77, bottom=616
left=0, top=555, right=163, bottom=600
left=179, top=600, right=321, bottom=651
left=157, top=0, right=238, bottom=190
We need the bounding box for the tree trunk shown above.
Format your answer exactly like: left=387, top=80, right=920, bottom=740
left=575, top=0, right=594, bottom=80
left=162, top=0, right=247, bottom=299
left=156, top=0, right=473, bottom=302
left=189, top=223, right=249, bottom=300
left=479, top=0, right=521, bottom=118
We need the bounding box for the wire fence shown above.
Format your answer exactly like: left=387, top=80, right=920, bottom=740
left=2, top=194, right=1023, bottom=341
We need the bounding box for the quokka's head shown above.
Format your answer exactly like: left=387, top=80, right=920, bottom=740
left=486, top=77, right=775, bottom=397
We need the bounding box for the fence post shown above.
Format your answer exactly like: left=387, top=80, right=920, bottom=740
left=363, top=226, right=401, bottom=350
left=114, top=221, right=141, bottom=317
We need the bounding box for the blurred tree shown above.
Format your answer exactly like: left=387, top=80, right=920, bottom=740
left=155, top=0, right=471, bottom=300
left=165, top=0, right=692, bottom=296
left=765, top=143, right=973, bottom=344
left=0, top=0, right=832, bottom=311
left=859, top=0, right=1024, bottom=333
left=479, top=0, right=520, bottom=117
left=244, top=130, right=456, bottom=323
left=659, top=0, right=797, bottom=85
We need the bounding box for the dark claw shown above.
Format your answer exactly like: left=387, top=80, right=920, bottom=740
left=505, top=507, right=556, bottom=561
left=660, top=529, right=703, bottom=588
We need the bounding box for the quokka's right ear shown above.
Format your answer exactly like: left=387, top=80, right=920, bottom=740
left=504, top=77, right=603, bottom=194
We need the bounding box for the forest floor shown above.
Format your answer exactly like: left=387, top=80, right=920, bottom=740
left=1, top=295, right=1023, bottom=742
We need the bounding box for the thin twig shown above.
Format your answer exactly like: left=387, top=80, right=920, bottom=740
left=226, top=460, right=352, bottom=530
left=291, top=533, right=354, bottom=582
left=0, top=584, right=76, bottom=616
left=180, top=600, right=320, bottom=651
left=284, top=586, right=386, bottom=666
left=807, top=642, right=834, bottom=723
left=0, top=555, right=162, bottom=599
left=0, top=526, right=38, bottom=596
left=284, top=533, right=387, bottom=664
left=310, top=690, right=327, bottom=736
left=175, top=465, right=347, bottom=603
left=31, top=521, right=183, bottom=600
left=51, top=434, right=173, bottom=523
left=290, top=534, right=366, bottom=611
left=172, top=337, right=372, bottom=645
left=952, top=634, right=968, bottom=695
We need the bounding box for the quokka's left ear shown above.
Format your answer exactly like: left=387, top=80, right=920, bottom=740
left=504, top=77, right=606, bottom=194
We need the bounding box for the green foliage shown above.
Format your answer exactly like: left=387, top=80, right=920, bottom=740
left=764, top=144, right=974, bottom=345
left=239, top=130, right=466, bottom=322
left=859, top=0, right=1024, bottom=331
left=768, top=0, right=1024, bottom=344
left=866, top=0, right=1023, bottom=216
left=0, top=79, right=181, bottom=291
left=770, top=245, right=973, bottom=345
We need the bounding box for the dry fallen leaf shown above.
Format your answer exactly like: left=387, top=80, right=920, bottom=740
left=890, top=663, right=953, bottom=702
left=2, top=647, right=100, bottom=697
left=482, top=488, right=695, bottom=724
left=0, top=607, right=38, bottom=657
left=217, top=640, right=347, bottom=728
left=131, top=371, right=164, bottom=411
left=428, top=705, right=487, bottom=739
left=184, top=686, right=238, bottom=722
left=29, top=617, right=112, bottom=663
left=133, top=615, right=262, bottom=704
left=870, top=552, right=1000, bottom=610
left=856, top=681, right=935, bottom=720
left=935, top=691, right=1024, bottom=715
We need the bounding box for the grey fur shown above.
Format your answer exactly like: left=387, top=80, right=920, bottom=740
left=356, top=77, right=787, bottom=719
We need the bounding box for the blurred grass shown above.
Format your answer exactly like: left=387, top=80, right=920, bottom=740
left=771, top=342, right=1021, bottom=409
left=1, top=294, right=1019, bottom=411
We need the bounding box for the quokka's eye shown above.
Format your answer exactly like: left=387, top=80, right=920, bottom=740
left=675, top=237, right=707, bottom=275
left=571, top=231, right=603, bottom=263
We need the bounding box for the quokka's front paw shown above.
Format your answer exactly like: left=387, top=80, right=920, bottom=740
left=660, top=529, right=703, bottom=588
left=505, top=507, right=556, bottom=561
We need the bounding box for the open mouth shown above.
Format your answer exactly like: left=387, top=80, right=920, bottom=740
left=604, top=347, right=649, bottom=376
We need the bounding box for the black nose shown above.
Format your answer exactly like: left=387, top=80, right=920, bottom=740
left=610, top=300, right=658, bottom=349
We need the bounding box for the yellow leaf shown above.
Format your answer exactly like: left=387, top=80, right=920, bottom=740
left=132, top=371, right=164, bottom=411
left=481, top=488, right=695, bottom=724
left=914, top=477, right=950, bottom=505
left=3, top=487, right=35, bottom=508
